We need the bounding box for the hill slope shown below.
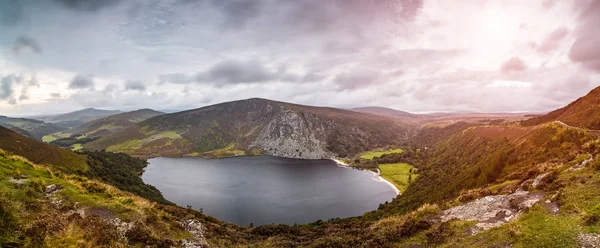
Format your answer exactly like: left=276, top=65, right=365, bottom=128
left=0, top=116, right=65, bottom=140
left=351, top=107, right=426, bottom=124
left=67, top=108, right=163, bottom=136
left=47, top=109, right=164, bottom=150
left=522, top=86, right=600, bottom=129
left=86, top=98, right=413, bottom=158
left=0, top=126, right=87, bottom=173
left=33, top=108, right=122, bottom=128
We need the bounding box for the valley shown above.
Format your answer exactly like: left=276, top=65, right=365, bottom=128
left=1, top=87, right=600, bottom=247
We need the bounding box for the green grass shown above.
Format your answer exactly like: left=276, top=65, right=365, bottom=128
left=107, top=131, right=182, bottom=153
left=360, top=148, right=404, bottom=159
left=42, top=135, right=57, bottom=143
left=0, top=152, right=191, bottom=247
left=71, top=144, right=83, bottom=151
left=379, top=163, right=416, bottom=193
left=42, top=132, right=70, bottom=143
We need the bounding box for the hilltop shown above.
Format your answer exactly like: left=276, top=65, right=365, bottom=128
left=522, top=86, right=600, bottom=129
left=85, top=98, right=414, bottom=158
left=351, top=107, right=426, bottom=124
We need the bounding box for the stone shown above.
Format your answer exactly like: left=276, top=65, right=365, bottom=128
left=8, top=177, right=29, bottom=188
left=45, top=184, right=60, bottom=194
left=441, top=191, right=544, bottom=231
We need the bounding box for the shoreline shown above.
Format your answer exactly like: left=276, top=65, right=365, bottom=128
left=331, top=158, right=400, bottom=196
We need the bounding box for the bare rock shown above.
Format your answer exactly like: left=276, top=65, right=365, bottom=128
left=579, top=232, right=600, bottom=248
left=110, top=217, right=134, bottom=241
left=531, top=172, right=550, bottom=189
left=45, top=184, right=60, bottom=194
left=568, top=154, right=593, bottom=171
left=181, top=219, right=209, bottom=248
left=8, top=177, right=29, bottom=188
left=441, top=191, right=545, bottom=233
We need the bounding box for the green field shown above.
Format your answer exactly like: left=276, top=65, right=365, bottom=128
left=379, top=163, right=417, bottom=193
left=42, top=135, right=57, bottom=143
left=42, top=132, right=70, bottom=143
left=360, top=148, right=404, bottom=159
left=71, top=143, right=83, bottom=151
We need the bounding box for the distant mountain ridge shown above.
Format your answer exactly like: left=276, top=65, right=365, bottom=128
left=33, top=108, right=122, bottom=128
left=351, top=106, right=425, bottom=124
left=64, top=108, right=164, bottom=137
left=85, top=98, right=413, bottom=158
left=0, top=116, right=65, bottom=140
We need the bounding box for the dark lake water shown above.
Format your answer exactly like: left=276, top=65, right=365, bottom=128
left=142, top=156, right=397, bottom=226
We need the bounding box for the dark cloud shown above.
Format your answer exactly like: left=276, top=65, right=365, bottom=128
left=0, top=76, right=16, bottom=101
left=125, top=80, right=146, bottom=91
left=334, top=70, right=380, bottom=91
left=53, top=0, right=122, bottom=12
left=12, top=35, right=42, bottom=54
left=569, top=36, right=600, bottom=71
left=212, top=0, right=423, bottom=36
left=69, top=74, right=95, bottom=89
left=500, top=57, right=527, bottom=73
left=536, top=27, right=568, bottom=53
left=568, top=0, right=600, bottom=71
left=212, top=0, right=261, bottom=29
left=50, top=93, right=61, bottom=98
left=0, top=1, right=25, bottom=26
left=196, top=60, right=281, bottom=85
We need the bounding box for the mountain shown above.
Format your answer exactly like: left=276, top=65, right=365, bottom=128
left=33, top=108, right=122, bottom=128
left=522, top=86, right=600, bottom=129
left=351, top=107, right=426, bottom=124
left=0, top=116, right=65, bottom=140
left=85, top=98, right=413, bottom=158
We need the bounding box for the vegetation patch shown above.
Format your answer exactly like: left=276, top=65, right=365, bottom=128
left=360, top=148, right=404, bottom=160
left=379, top=163, right=417, bottom=193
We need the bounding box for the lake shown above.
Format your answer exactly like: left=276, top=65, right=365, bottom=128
left=142, top=156, right=397, bottom=226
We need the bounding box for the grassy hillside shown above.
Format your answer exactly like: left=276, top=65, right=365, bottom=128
left=46, top=109, right=163, bottom=150
left=522, top=86, right=600, bottom=129
left=0, top=126, right=88, bottom=174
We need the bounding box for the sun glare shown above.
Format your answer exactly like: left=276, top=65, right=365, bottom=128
left=481, top=11, right=518, bottom=46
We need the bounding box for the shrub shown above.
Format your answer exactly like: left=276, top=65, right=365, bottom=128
left=425, top=222, right=453, bottom=245
left=584, top=204, right=600, bottom=226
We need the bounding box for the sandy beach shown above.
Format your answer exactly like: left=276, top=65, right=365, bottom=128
left=331, top=158, right=400, bottom=195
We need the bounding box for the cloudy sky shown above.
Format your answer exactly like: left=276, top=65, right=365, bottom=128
left=0, top=0, right=599, bottom=116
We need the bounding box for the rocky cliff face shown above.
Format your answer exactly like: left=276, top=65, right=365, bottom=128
left=251, top=108, right=336, bottom=159
left=88, top=98, right=412, bottom=159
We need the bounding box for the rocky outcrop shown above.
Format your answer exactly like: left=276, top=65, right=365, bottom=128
left=251, top=109, right=335, bottom=159
left=181, top=219, right=209, bottom=248
left=579, top=232, right=600, bottom=248
left=8, top=177, right=29, bottom=188
left=441, top=191, right=545, bottom=233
